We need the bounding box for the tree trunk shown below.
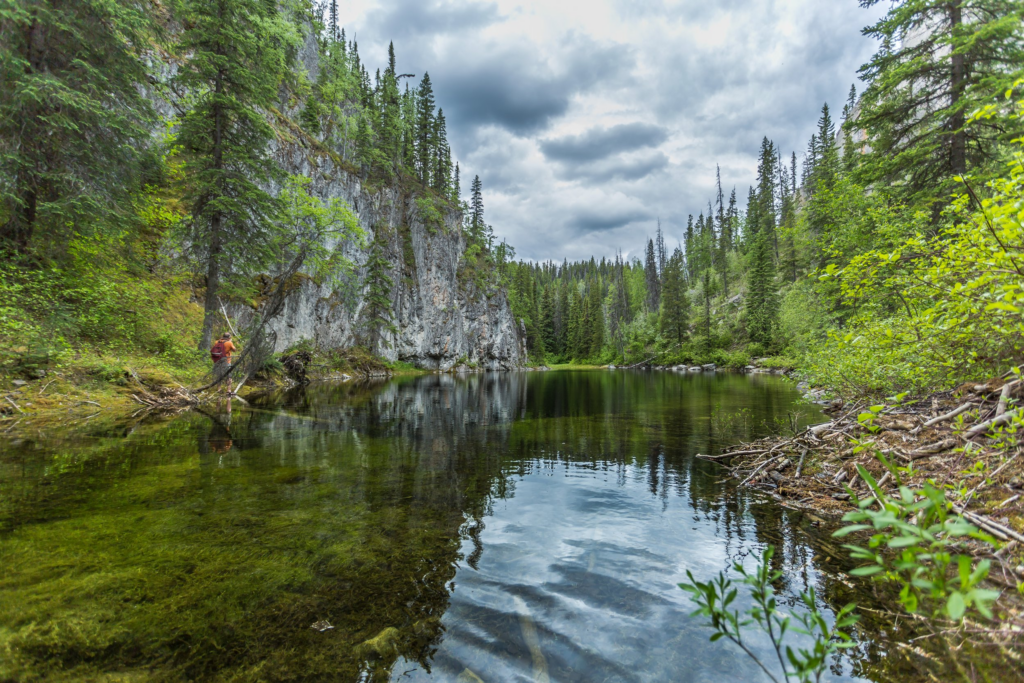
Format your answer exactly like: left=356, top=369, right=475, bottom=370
left=199, top=215, right=222, bottom=351
left=199, top=61, right=226, bottom=351
left=2, top=18, right=44, bottom=252
left=948, top=1, right=967, bottom=176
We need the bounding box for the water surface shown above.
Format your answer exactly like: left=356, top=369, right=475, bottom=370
left=0, top=370, right=942, bottom=681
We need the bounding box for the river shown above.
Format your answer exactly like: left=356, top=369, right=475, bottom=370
left=0, top=370, right=978, bottom=681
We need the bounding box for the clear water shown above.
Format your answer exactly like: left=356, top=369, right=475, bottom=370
left=0, top=371, right=972, bottom=681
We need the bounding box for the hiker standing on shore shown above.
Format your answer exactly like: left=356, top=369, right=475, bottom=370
left=210, top=333, right=237, bottom=391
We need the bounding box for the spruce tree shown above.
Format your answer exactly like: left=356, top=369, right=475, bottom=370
left=173, top=0, right=292, bottom=350
left=0, top=0, right=155, bottom=252
left=745, top=228, right=779, bottom=347
left=857, top=0, right=1024, bottom=208
left=415, top=72, right=435, bottom=185
left=684, top=215, right=696, bottom=281
left=540, top=286, right=556, bottom=358
left=469, top=175, right=484, bottom=240
left=645, top=238, right=660, bottom=311
left=659, top=248, right=690, bottom=345
left=655, top=221, right=667, bottom=277
left=587, top=280, right=604, bottom=358
left=363, top=233, right=397, bottom=351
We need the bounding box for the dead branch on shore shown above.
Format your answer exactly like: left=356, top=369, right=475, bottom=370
left=703, top=373, right=1024, bottom=632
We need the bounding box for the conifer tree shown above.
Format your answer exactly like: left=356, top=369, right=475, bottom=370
left=0, top=0, right=155, bottom=252
left=469, top=175, right=484, bottom=240
left=556, top=281, right=570, bottom=356
left=540, top=286, right=556, bottom=358
left=857, top=0, right=1024, bottom=207
left=655, top=221, right=667, bottom=277
left=173, top=0, right=292, bottom=349
left=745, top=228, right=779, bottom=347
left=363, top=233, right=396, bottom=351
left=659, top=248, right=690, bottom=344
left=684, top=215, right=696, bottom=281
left=755, top=138, right=778, bottom=257
left=644, top=239, right=660, bottom=312
left=587, top=280, right=604, bottom=358
left=415, top=73, right=435, bottom=185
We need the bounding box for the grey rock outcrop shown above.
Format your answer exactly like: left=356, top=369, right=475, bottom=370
left=196, top=27, right=524, bottom=372
left=246, top=148, right=524, bottom=371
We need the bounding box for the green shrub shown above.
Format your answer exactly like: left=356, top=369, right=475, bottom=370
left=803, top=84, right=1024, bottom=396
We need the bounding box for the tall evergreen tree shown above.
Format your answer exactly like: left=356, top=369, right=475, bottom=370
left=644, top=238, right=660, bottom=312
left=587, top=280, right=605, bottom=358
left=0, top=0, right=155, bottom=251
left=659, top=248, right=690, bottom=344
left=857, top=0, right=1024, bottom=208
left=745, top=226, right=779, bottom=347
left=173, top=0, right=292, bottom=349
left=415, top=72, right=435, bottom=185
left=362, top=233, right=397, bottom=352
left=469, top=175, right=484, bottom=240
left=540, top=286, right=556, bottom=358
left=655, top=221, right=667, bottom=277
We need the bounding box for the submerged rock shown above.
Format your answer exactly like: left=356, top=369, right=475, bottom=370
left=357, top=626, right=401, bottom=659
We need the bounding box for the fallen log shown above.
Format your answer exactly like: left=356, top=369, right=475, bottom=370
left=965, top=409, right=1020, bottom=439
left=905, top=437, right=958, bottom=461
left=923, top=402, right=976, bottom=427
left=953, top=505, right=1024, bottom=544
left=997, top=380, right=1021, bottom=418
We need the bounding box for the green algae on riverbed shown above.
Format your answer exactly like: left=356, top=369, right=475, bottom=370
left=0, top=412, right=487, bottom=681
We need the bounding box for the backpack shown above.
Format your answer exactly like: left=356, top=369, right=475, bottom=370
left=211, top=340, right=228, bottom=362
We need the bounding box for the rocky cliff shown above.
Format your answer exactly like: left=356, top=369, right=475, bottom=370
left=262, top=147, right=525, bottom=370
left=214, top=27, right=525, bottom=371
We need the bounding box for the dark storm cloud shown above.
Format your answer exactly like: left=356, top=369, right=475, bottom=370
left=555, top=151, right=670, bottom=182
left=363, top=0, right=502, bottom=41
left=540, top=123, right=669, bottom=163
left=434, top=39, right=632, bottom=136
left=570, top=205, right=652, bottom=232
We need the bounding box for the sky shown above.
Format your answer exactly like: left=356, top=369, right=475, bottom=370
left=338, top=0, right=887, bottom=262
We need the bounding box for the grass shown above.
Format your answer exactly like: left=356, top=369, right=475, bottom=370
left=546, top=363, right=607, bottom=370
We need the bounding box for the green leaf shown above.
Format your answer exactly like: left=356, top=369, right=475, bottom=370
left=946, top=592, right=966, bottom=621
left=849, top=565, right=884, bottom=576
left=984, top=302, right=1020, bottom=313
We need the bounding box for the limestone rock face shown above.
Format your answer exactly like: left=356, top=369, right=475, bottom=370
left=252, top=145, right=524, bottom=371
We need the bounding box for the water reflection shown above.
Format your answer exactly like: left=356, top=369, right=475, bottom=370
left=0, top=371, right=965, bottom=681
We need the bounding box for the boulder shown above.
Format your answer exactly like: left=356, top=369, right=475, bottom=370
left=702, top=363, right=717, bottom=371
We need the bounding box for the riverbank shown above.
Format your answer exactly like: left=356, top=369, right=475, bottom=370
left=699, top=375, right=1024, bottom=627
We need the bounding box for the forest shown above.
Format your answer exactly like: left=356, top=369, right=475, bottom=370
left=504, top=0, right=1024, bottom=400
left=0, top=0, right=505, bottom=389
left=0, top=0, right=1023, bottom=398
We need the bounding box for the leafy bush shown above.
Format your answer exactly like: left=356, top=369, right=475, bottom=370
left=680, top=546, right=859, bottom=683
left=0, top=235, right=202, bottom=375
left=835, top=457, right=1000, bottom=621
left=804, top=85, right=1024, bottom=396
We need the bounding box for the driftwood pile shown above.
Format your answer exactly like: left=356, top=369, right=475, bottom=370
left=699, top=376, right=1024, bottom=590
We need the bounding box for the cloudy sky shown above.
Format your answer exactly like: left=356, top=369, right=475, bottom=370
left=339, top=0, right=886, bottom=262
